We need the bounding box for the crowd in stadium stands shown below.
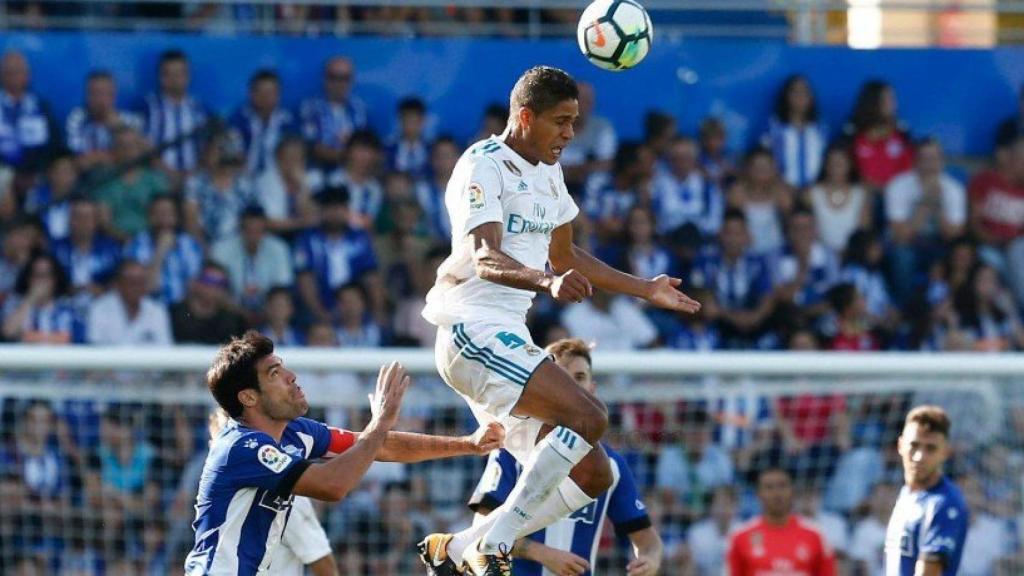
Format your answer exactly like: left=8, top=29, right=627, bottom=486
left=1, top=45, right=1024, bottom=574
left=3, top=3, right=582, bottom=34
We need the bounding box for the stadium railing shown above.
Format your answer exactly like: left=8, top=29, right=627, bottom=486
left=2, top=347, right=1024, bottom=574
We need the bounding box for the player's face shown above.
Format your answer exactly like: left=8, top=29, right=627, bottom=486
left=254, top=354, right=308, bottom=421
left=898, top=422, right=949, bottom=489
left=554, top=355, right=594, bottom=394
left=524, top=98, right=578, bottom=165
left=756, top=470, right=793, bottom=520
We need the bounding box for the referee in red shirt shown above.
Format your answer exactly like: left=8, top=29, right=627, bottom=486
left=727, top=467, right=836, bottom=576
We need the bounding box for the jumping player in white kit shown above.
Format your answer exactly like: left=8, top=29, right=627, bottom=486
left=418, top=66, right=700, bottom=576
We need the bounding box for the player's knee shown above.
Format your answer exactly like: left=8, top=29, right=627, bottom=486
left=570, top=399, right=608, bottom=444
left=572, top=452, right=614, bottom=496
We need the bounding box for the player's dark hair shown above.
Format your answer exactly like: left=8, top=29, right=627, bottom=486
left=509, top=66, right=578, bottom=118
left=904, top=405, right=951, bottom=438
left=774, top=74, right=818, bottom=123
left=545, top=338, right=592, bottom=368
left=207, top=331, right=275, bottom=418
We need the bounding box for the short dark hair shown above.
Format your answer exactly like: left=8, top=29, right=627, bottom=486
left=757, top=466, right=793, bottom=486
left=545, top=338, right=592, bottom=368
left=827, top=282, right=858, bottom=315
left=249, top=68, right=280, bottom=90
left=158, top=49, right=188, bottom=70
left=317, top=185, right=350, bottom=207
left=722, top=207, right=746, bottom=226
left=509, top=66, right=578, bottom=117
left=207, top=331, right=276, bottom=418
left=398, top=96, right=426, bottom=116
left=346, top=129, right=381, bottom=151
left=265, top=285, right=293, bottom=302
left=86, top=69, right=114, bottom=83
left=644, top=110, right=676, bottom=141
left=904, top=405, right=951, bottom=438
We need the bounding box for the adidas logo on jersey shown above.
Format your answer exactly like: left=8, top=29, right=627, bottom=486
left=517, top=181, right=529, bottom=192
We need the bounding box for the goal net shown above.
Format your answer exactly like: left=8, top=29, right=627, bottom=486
left=0, top=348, right=1021, bottom=575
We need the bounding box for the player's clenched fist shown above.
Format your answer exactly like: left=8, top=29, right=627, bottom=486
left=369, top=361, right=410, bottom=428
left=547, top=269, right=593, bottom=304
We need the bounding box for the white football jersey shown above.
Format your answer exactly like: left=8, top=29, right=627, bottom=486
left=422, top=136, right=579, bottom=326
left=268, top=496, right=332, bottom=575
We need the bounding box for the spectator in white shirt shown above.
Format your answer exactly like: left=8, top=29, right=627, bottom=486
left=795, top=490, right=849, bottom=559
left=87, top=261, right=173, bottom=345
left=687, top=486, right=741, bottom=575
left=850, top=482, right=898, bottom=576
left=211, top=205, right=293, bottom=315
left=959, top=474, right=1013, bottom=576
left=560, top=289, right=657, bottom=350
left=809, top=143, right=871, bottom=256
left=885, top=138, right=966, bottom=305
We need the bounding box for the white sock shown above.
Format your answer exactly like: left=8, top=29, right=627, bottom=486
left=450, top=477, right=594, bottom=564
left=479, top=426, right=592, bottom=553
left=449, top=515, right=498, bottom=565
left=518, top=477, right=594, bottom=535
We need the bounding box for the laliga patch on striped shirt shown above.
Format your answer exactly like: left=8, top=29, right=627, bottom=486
left=258, top=445, right=292, bottom=473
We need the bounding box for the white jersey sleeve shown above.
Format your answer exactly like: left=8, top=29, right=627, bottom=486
left=270, top=496, right=332, bottom=574
left=460, top=156, right=506, bottom=236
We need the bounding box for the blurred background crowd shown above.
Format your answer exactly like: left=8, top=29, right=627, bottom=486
left=0, top=16, right=1023, bottom=574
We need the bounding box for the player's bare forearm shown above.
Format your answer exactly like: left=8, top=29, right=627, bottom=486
left=558, top=242, right=650, bottom=298
left=373, top=422, right=503, bottom=463
left=292, top=423, right=389, bottom=502
left=470, top=222, right=555, bottom=293
left=627, top=527, right=663, bottom=576
left=375, top=431, right=478, bottom=462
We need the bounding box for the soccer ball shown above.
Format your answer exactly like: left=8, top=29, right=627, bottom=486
left=577, top=0, right=654, bottom=71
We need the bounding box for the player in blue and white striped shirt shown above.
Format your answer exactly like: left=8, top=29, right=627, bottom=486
left=186, top=332, right=505, bottom=575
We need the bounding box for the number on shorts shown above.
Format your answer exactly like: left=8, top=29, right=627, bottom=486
left=496, top=331, right=526, bottom=349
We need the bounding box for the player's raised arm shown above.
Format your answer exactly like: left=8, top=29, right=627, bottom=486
left=292, top=361, right=408, bottom=502
left=548, top=221, right=700, bottom=313
left=373, top=421, right=505, bottom=463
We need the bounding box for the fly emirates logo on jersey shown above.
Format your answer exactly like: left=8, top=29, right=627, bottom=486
left=507, top=202, right=556, bottom=235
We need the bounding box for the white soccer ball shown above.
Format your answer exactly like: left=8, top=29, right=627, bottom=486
left=577, top=0, right=654, bottom=71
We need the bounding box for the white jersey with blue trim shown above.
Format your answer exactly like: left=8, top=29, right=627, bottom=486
left=422, top=136, right=579, bottom=327
left=185, top=417, right=330, bottom=576
left=469, top=445, right=652, bottom=575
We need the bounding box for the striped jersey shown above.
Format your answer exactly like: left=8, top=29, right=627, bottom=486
left=885, top=476, right=968, bottom=576
left=469, top=445, right=651, bottom=575
left=185, top=417, right=335, bottom=575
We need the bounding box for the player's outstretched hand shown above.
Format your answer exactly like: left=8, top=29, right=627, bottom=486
left=536, top=546, right=590, bottom=576
left=369, top=361, right=410, bottom=429
left=549, top=269, right=593, bottom=304
left=644, top=274, right=701, bottom=313
left=467, top=422, right=505, bottom=454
